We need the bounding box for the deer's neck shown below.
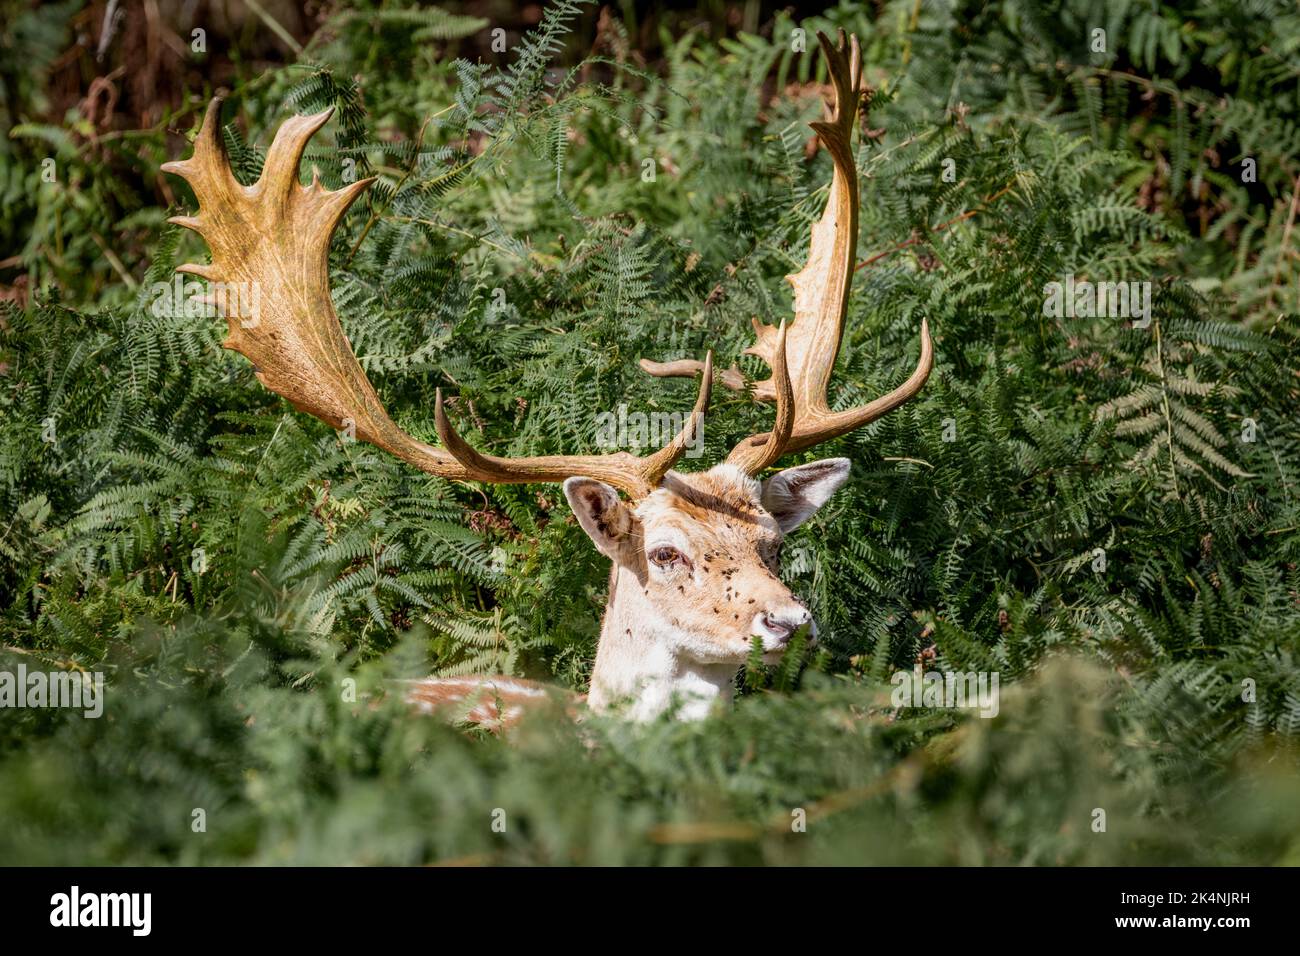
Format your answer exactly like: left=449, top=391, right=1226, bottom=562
left=587, top=565, right=735, bottom=721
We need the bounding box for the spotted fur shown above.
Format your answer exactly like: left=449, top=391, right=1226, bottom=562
left=406, top=459, right=849, bottom=727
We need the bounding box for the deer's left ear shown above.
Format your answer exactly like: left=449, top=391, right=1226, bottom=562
left=761, top=458, right=851, bottom=533
left=563, top=477, right=639, bottom=561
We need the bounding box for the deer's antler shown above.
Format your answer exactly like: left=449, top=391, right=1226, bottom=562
left=162, top=97, right=711, bottom=500
left=644, top=30, right=933, bottom=474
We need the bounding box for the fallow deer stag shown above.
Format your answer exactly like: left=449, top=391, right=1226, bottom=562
left=162, top=30, right=932, bottom=726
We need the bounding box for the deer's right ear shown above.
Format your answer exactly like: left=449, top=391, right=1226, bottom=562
left=564, top=478, right=638, bottom=561
left=761, top=458, right=852, bottom=533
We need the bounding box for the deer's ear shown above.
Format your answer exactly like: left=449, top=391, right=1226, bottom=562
left=564, top=478, right=638, bottom=560
left=761, top=458, right=851, bottom=533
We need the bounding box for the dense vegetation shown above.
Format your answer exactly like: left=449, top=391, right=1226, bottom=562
left=1, top=0, right=1298, bottom=864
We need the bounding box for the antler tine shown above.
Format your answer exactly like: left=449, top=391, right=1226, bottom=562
left=726, top=322, right=793, bottom=473
left=639, top=355, right=745, bottom=392
left=163, top=98, right=714, bottom=501
left=434, top=352, right=714, bottom=500
left=640, top=350, right=714, bottom=486
left=162, top=97, right=400, bottom=445
left=718, top=30, right=932, bottom=475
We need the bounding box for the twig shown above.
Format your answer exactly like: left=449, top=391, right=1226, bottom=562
left=345, top=115, right=433, bottom=266
left=391, top=217, right=524, bottom=260
left=1266, top=169, right=1300, bottom=313
left=242, top=0, right=304, bottom=55
left=90, top=232, right=137, bottom=289
left=855, top=182, right=1015, bottom=272
left=1152, top=316, right=1180, bottom=499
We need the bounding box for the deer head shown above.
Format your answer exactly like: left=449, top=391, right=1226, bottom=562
left=163, top=31, right=932, bottom=722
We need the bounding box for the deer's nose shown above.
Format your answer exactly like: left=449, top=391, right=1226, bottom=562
left=759, top=605, right=811, bottom=642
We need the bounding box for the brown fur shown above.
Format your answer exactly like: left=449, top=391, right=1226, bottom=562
left=628, top=466, right=796, bottom=655
left=402, top=677, right=580, bottom=732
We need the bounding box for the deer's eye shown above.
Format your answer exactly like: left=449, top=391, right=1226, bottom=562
left=648, top=546, right=686, bottom=569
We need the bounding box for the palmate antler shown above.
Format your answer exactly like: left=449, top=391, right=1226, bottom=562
left=641, top=30, right=933, bottom=474
left=161, top=98, right=711, bottom=501
left=165, top=30, right=928, bottom=501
